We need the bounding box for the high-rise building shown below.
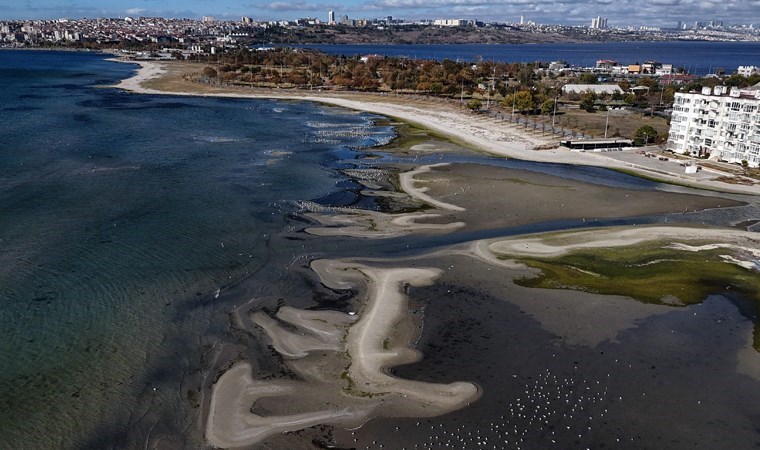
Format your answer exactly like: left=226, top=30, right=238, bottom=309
left=590, top=16, right=607, bottom=29
left=328, top=10, right=335, bottom=24
left=667, top=86, right=760, bottom=166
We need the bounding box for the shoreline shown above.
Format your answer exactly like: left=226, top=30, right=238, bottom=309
left=6, top=49, right=760, bottom=450
left=109, top=56, right=760, bottom=448
left=110, top=57, right=760, bottom=196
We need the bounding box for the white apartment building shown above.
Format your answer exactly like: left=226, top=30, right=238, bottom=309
left=433, top=19, right=466, bottom=27
left=590, top=16, right=607, bottom=29
left=667, top=85, right=760, bottom=166
left=738, top=65, right=758, bottom=77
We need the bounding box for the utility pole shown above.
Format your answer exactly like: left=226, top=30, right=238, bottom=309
left=604, top=106, right=610, bottom=138
left=552, top=94, right=559, bottom=130
left=486, top=66, right=495, bottom=110
left=511, top=87, right=516, bottom=122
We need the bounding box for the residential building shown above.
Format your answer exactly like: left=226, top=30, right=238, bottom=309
left=328, top=10, right=335, bottom=24
left=655, top=64, right=673, bottom=75
left=667, top=85, right=760, bottom=166
left=434, top=19, right=467, bottom=27
left=738, top=65, right=759, bottom=77
left=549, top=60, right=569, bottom=71
left=596, top=59, right=618, bottom=70
left=590, top=16, right=607, bottom=29
left=562, top=84, right=623, bottom=95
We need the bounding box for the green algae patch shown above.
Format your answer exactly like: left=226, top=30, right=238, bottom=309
left=514, top=243, right=760, bottom=306
left=515, top=242, right=760, bottom=349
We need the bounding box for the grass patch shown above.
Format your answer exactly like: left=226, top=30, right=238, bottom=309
left=378, top=121, right=439, bottom=150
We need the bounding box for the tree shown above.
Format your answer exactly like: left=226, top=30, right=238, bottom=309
left=540, top=99, right=556, bottom=115
left=513, top=90, right=535, bottom=113
left=634, top=125, right=658, bottom=146
left=466, top=99, right=483, bottom=111
left=580, top=90, right=597, bottom=112
left=579, top=72, right=598, bottom=84
left=203, top=66, right=218, bottom=78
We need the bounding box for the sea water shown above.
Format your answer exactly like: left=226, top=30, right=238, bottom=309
left=0, top=50, right=399, bottom=448
left=2, top=50, right=760, bottom=449
left=292, top=41, right=760, bottom=75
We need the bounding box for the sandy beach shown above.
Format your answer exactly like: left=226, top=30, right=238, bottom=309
left=112, top=58, right=760, bottom=195
left=107, top=58, right=760, bottom=448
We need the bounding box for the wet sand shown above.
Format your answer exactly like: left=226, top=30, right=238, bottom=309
left=105, top=58, right=760, bottom=448
left=206, top=261, right=480, bottom=448
left=112, top=58, right=760, bottom=195
left=304, top=162, right=745, bottom=238
left=203, top=153, right=760, bottom=447
left=338, top=255, right=760, bottom=449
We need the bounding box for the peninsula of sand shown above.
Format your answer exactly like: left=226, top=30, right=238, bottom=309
left=112, top=58, right=760, bottom=448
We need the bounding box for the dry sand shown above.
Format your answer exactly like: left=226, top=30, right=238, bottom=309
left=111, top=58, right=760, bottom=195
left=484, top=225, right=760, bottom=259
left=106, top=59, right=760, bottom=447
left=205, top=260, right=480, bottom=448
left=206, top=155, right=753, bottom=447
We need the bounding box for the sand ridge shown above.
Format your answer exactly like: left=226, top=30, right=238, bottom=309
left=205, top=260, right=480, bottom=448
left=303, top=163, right=467, bottom=238
left=485, top=225, right=760, bottom=259
left=106, top=59, right=760, bottom=447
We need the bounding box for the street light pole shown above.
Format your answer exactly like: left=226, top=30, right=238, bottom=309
left=551, top=95, right=558, bottom=129
left=511, top=87, right=516, bottom=122
left=604, top=106, right=610, bottom=138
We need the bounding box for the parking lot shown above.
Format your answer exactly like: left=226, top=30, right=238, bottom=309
left=593, top=147, right=722, bottom=181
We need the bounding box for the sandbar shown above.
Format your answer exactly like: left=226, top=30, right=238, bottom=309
left=205, top=260, right=480, bottom=448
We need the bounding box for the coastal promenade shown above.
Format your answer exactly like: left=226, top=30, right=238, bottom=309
left=113, top=58, right=759, bottom=195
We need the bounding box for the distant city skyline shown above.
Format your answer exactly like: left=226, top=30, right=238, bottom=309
left=2, top=0, right=757, bottom=28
